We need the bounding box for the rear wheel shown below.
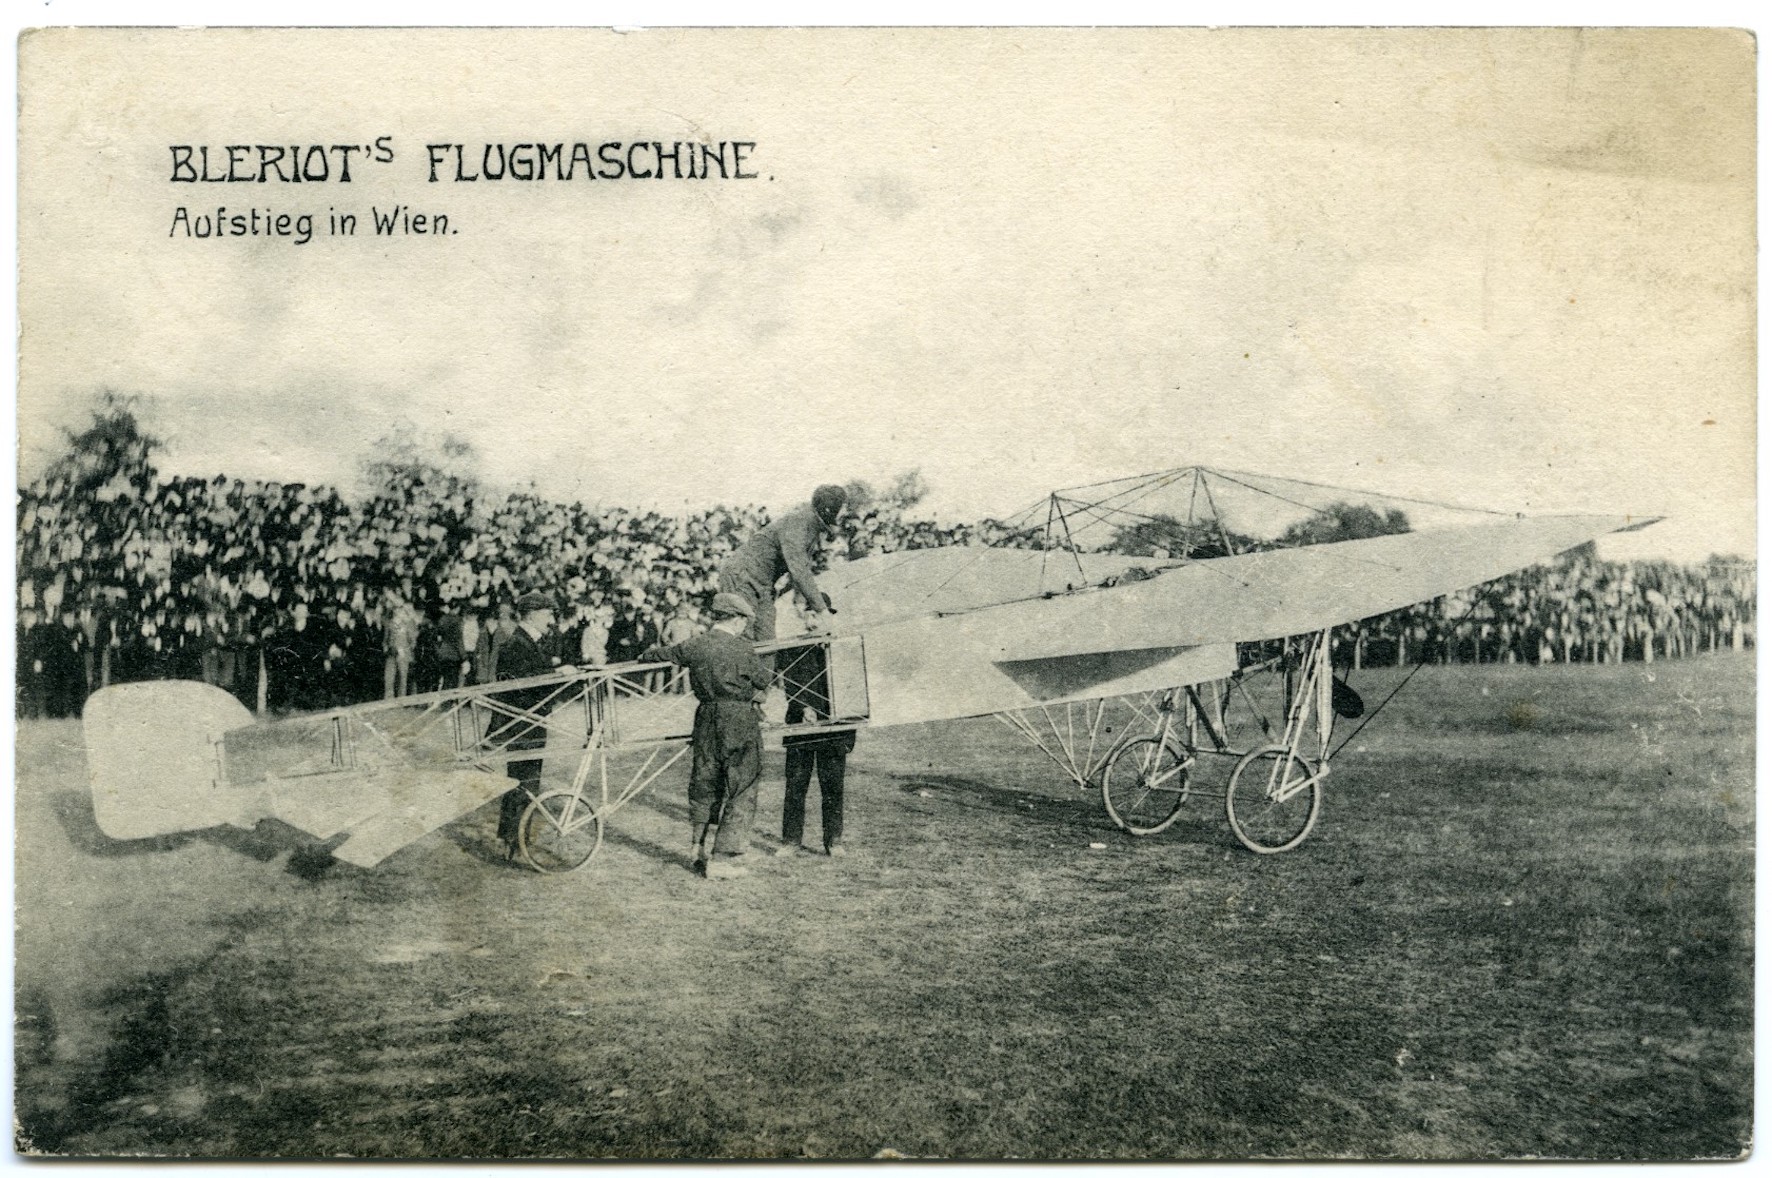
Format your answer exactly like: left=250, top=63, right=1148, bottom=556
left=1101, top=738, right=1190, bottom=835
left=519, top=791, right=604, bottom=873
left=1225, top=747, right=1322, bottom=853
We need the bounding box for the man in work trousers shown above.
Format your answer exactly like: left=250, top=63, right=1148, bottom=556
left=643, top=592, right=774, bottom=880
left=492, top=591, right=560, bottom=862
left=779, top=720, right=856, bottom=858
left=716, top=484, right=848, bottom=643
left=774, top=595, right=854, bottom=857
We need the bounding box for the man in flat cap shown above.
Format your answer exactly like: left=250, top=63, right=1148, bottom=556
left=716, top=484, right=848, bottom=645
left=492, top=590, right=561, bottom=861
left=643, top=592, right=774, bottom=880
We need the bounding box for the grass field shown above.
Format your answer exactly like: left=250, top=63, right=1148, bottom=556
left=12, top=655, right=1753, bottom=1159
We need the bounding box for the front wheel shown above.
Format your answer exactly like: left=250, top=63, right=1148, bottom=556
left=519, top=791, right=604, bottom=873
left=1225, top=747, right=1322, bottom=854
left=1101, top=738, right=1191, bottom=835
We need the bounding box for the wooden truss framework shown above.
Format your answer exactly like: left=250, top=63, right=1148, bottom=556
left=246, top=635, right=858, bottom=873
left=261, top=626, right=1342, bottom=869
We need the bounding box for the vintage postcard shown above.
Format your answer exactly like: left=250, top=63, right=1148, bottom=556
left=13, top=27, right=1754, bottom=1159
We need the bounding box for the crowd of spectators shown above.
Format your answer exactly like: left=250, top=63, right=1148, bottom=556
left=14, top=430, right=1051, bottom=716
left=15, top=412, right=1756, bottom=719
left=1335, top=551, right=1757, bottom=669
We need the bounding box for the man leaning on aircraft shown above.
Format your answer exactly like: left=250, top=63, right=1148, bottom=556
left=716, top=484, right=847, bottom=643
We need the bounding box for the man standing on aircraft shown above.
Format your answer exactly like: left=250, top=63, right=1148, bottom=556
left=492, top=591, right=561, bottom=862
left=716, top=484, right=848, bottom=644
left=642, top=592, right=774, bottom=880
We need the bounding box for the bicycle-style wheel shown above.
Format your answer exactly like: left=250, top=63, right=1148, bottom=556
left=1225, top=746, right=1322, bottom=854
left=1100, top=737, right=1191, bottom=835
left=519, top=790, right=604, bottom=873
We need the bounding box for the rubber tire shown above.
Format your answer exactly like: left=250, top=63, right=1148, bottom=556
left=1101, top=737, right=1190, bottom=836
left=519, top=791, right=604, bottom=873
left=1225, top=746, right=1321, bottom=854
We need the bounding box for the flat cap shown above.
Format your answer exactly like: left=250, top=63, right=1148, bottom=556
left=514, top=590, right=556, bottom=613
left=709, top=592, right=755, bottom=620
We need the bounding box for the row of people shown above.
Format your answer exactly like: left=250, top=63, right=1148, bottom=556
left=17, top=566, right=1757, bottom=722
left=16, top=457, right=1757, bottom=718
left=17, top=562, right=1756, bottom=721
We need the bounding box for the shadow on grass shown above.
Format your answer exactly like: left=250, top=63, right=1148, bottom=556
left=879, top=770, right=1117, bottom=828
left=193, top=819, right=352, bottom=883
left=437, top=799, right=694, bottom=875
left=877, top=767, right=1246, bottom=851
left=598, top=822, right=697, bottom=872
left=48, top=789, right=193, bottom=858
left=439, top=824, right=517, bottom=870
left=14, top=957, right=231, bottom=1156
left=193, top=819, right=301, bottom=864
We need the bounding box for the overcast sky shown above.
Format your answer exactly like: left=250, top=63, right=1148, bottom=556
left=17, top=27, right=1755, bottom=561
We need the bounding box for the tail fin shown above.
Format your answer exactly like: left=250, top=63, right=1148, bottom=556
left=83, top=681, right=256, bottom=840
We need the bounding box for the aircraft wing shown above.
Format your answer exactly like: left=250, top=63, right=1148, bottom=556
left=830, top=513, right=1643, bottom=728
left=786, top=546, right=1175, bottom=634
left=996, top=513, right=1645, bottom=661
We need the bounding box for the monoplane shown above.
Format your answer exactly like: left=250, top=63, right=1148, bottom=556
left=84, top=466, right=1655, bottom=871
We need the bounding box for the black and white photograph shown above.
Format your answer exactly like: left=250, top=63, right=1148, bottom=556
left=11, top=25, right=1755, bottom=1159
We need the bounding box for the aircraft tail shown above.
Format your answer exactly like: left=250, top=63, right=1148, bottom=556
left=84, top=681, right=519, bottom=866
left=83, top=681, right=260, bottom=840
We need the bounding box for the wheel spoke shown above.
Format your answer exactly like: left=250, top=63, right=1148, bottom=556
left=1144, top=760, right=1188, bottom=791
left=519, top=791, right=604, bottom=872
left=1226, top=747, right=1321, bottom=854
left=1101, top=738, right=1190, bottom=836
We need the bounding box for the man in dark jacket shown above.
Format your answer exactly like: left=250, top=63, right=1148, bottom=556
left=491, top=591, right=561, bottom=860
left=604, top=599, right=659, bottom=664
left=16, top=608, right=54, bottom=719
left=716, top=484, right=847, bottom=644
left=266, top=600, right=331, bottom=713
left=643, top=592, right=774, bottom=880
left=605, top=598, right=663, bottom=690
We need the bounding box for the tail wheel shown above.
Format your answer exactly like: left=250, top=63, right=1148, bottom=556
left=519, top=791, right=604, bottom=873
left=1225, top=746, right=1322, bottom=854
left=1100, top=737, right=1191, bottom=835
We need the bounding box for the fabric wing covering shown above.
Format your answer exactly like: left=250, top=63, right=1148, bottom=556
left=821, top=514, right=1643, bottom=662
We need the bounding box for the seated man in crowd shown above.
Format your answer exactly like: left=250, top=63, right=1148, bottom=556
left=642, top=592, right=774, bottom=880
left=660, top=598, right=701, bottom=693
left=475, top=599, right=518, bottom=684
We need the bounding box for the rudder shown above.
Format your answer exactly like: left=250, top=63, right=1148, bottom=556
left=83, top=681, right=256, bottom=840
